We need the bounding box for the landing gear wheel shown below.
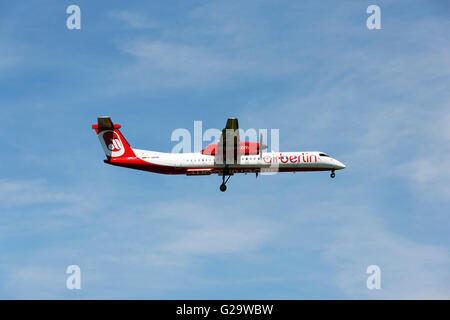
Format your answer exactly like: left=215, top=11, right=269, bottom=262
left=330, top=170, right=335, bottom=179
left=219, top=166, right=232, bottom=192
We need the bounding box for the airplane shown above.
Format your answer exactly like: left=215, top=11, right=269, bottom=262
left=92, top=117, right=346, bottom=192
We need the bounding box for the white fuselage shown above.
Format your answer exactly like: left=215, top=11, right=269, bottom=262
left=131, top=149, right=345, bottom=171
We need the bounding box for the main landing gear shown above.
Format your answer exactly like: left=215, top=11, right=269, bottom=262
left=330, top=169, right=335, bottom=179
left=220, top=167, right=232, bottom=192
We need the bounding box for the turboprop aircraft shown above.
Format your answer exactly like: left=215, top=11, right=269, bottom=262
left=92, top=117, right=345, bottom=192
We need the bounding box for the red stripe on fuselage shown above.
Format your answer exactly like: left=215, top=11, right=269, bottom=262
left=104, top=157, right=330, bottom=175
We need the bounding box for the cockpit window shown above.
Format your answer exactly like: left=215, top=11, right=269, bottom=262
left=319, top=153, right=330, bottom=157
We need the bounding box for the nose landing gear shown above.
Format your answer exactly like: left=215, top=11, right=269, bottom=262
left=330, top=170, right=335, bottom=179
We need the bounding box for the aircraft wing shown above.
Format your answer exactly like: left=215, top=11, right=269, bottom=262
left=215, top=118, right=240, bottom=165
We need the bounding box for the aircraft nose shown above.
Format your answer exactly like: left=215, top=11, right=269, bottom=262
left=335, top=160, right=346, bottom=170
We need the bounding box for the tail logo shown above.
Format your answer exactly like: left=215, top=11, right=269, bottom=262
left=99, top=130, right=125, bottom=157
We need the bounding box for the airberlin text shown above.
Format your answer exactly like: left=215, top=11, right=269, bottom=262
left=263, top=153, right=317, bottom=164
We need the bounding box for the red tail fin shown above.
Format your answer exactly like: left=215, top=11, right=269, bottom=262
left=92, top=117, right=135, bottom=159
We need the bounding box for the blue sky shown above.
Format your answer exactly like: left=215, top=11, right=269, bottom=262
left=0, top=0, right=449, bottom=299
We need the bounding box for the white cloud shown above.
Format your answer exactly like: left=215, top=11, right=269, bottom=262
left=0, top=179, right=79, bottom=206
left=103, top=201, right=279, bottom=258
left=1, top=182, right=449, bottom=298
left=268, top=189, right=450, bottom=299
left=108, top=10, right=158, bottom=29
left=110, top=37, right=302, bottom=90
left=320, top=203, right=450, bottom=299
left=158, top=203, right=276, bottom=255
left=108, top=40, right=235, bottom=89
left=1, top=266, right=65, bottom=299
left=398, top=157, right=450, bottom=201
left=0, top=198, right=280, bottom=298
left=0, top=55, right=19, bottom=68
left=123, top=40, right=235, bottom=75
